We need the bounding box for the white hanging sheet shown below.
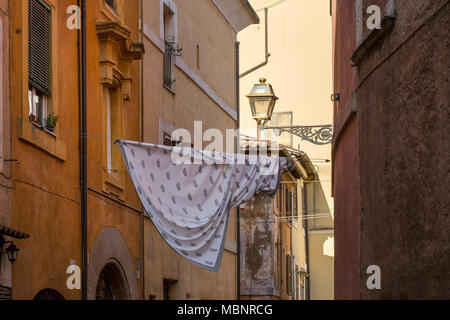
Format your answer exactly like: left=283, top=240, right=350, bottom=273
left=118, top=140, right=292, bottom=271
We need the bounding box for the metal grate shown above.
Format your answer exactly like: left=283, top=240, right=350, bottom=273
left=163, top=39, right=182, bottom=88
left=163, top=41, right=173, bottom=88
left=28, top=0, right=52, bottom=96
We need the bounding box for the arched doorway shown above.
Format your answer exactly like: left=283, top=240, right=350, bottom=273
left=33, top=289, right=65, bottom=300
left=88, top=227, right=138, bottom=300
left=95, top=261, right=129, bottom=300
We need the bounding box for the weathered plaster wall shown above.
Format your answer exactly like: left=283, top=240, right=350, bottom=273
left=358, top=0, right=450, bottom=299
left=0, top=0, right=12, bottom=297
left=0, top=0, right=9, bottom=230
left=9, top=0, right=143, bottom=299
left=141, top=0, right=239, bottom=299
left=331, top=0, right=360, bottom=300
left=309, top=233, right=334, bottom=300
left=240, top=196, right=274, bottom=298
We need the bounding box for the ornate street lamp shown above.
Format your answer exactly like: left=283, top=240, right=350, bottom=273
left=247, top=78, right=333, bottom=145
left=247, top=78, right=278, bottom=138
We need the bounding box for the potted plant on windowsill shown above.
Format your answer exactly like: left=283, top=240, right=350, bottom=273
left=45, top=112, right=59, bottom=133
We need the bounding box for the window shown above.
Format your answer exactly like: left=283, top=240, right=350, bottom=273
left=285, top=187, right=293, bottom=222
left=162, top=2, right=180, bottom=89
left=106, top=85, right=122, bottom=175
left=163, top=279, right=177, bottom=300
left=28, top=0, right=52, bottom=126
left=302, top=186, right=307, bottom=229
left=163, top=132, right=179, bottom=147
left=293, top=186, right=298, bottom=222
left=277, top=188, right=283, bottom=214
left=105, top=0, right=117, bottom=12
left=299, top=272, right=305, bottom=300
left=196, top=44, right=200, bottom=69
left=286, top=254, right=292, bottom=296
left=275, top=241, right=280, bottom=290
left=295, top=266, right=300, bottom=300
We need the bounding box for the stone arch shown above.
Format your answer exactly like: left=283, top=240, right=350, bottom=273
left=33, top=288, right=65, bottom=300
left=87, top=227, right=138, bottom=300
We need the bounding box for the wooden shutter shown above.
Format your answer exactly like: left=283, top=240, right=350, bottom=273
left=286, top=254, right=292, bottom=295
left=293, top=187, right=298, bottom=221
left=28, top=0, right=52, bottom=96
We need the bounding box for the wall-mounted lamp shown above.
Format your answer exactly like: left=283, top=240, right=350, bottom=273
left=1, top=238, right=20, bottom=264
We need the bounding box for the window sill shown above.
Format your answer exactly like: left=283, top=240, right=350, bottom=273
left=30, top=121, right=58, bottom=138
left=18, top=119, right=67, bottom=161
left=163, top=84, right=176, bottom=95
left=103, top=170, right=125, bottom=201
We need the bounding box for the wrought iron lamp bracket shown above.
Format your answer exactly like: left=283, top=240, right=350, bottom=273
left=264, top=125, right=333, bottom=145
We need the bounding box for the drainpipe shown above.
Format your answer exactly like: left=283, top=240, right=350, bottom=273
left=139, top=0, right=145, bottom=300
left=235, top=40, right=241, bottom=300
left=304, top=181, right=311, bottom=300
left=79, top=0, right=88, bottom=301
left=240, top=7, right=270, bottom=78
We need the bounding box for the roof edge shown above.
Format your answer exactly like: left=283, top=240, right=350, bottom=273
left=242, top=0, right=260, bottom=24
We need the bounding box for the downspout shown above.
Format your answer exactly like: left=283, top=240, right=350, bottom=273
left=240, top=7, right=270, bottom=78
left=79, top=0, right=88, bottom=301
left=235, top=40, right=241, bottom=300
left=139, top=0, right=145, bottom=300
left=304, top=181, right=311, bottom=300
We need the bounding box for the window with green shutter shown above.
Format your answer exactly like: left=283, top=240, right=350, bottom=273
left=28, top=0, right=52, bottom=126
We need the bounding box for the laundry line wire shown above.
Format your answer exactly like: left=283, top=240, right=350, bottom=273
left=25, top=126, right=331, bottom=167
left=227, top=215, right=333, bottom=224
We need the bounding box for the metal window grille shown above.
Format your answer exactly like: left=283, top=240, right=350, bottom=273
left=163, top=41, right=173, bottom=88
left=163, top=39, right=182, bottom=88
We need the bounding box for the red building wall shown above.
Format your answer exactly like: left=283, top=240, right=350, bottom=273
left=331, top=0, right=360, bottom=300
left=332, top=0, right=450, bottom=299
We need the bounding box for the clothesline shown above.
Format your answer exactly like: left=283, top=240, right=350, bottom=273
left=21, top=126, right=330, bottom=164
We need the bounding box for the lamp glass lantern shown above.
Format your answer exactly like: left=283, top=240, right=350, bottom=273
left=246, top=78, right=278, bottom=126
left=6, top=243, right=19, bottom=263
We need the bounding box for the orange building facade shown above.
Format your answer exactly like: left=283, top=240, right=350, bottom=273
left=4, top=0, right=258, bottom=300
left=8, top=0, right=143, bottom=299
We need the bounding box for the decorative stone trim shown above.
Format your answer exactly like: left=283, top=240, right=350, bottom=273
left=96, top=21, right=144, bottom=100
left=87, top=227, right=139, bottom=300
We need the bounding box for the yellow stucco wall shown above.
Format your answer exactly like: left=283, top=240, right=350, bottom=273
left=238, top=0, right=333, bottom=206
left=141, top=0, right=240, bottom=299
left=309, top=232, right=334, bottom=300
left=238, top=0, right=334, bottom=300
